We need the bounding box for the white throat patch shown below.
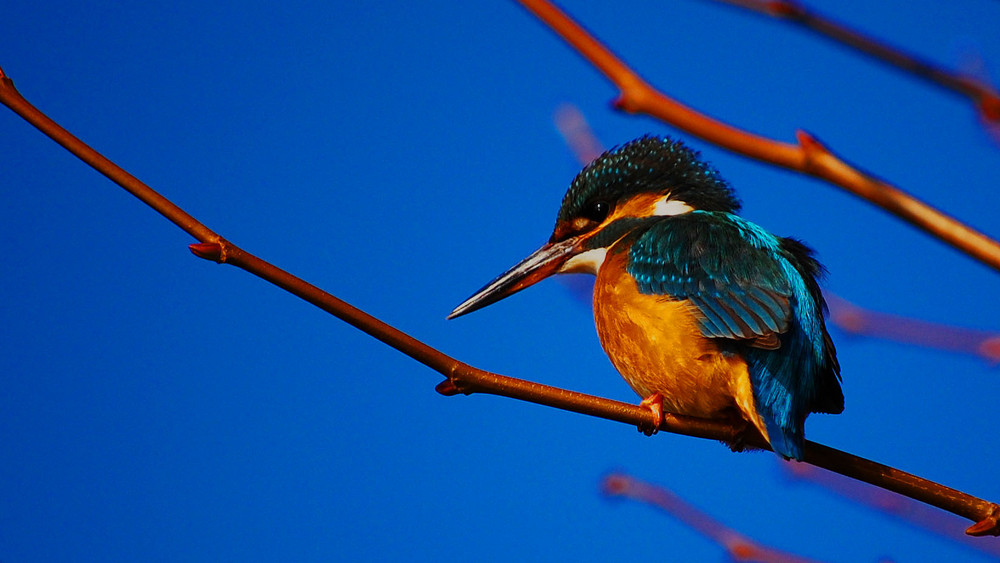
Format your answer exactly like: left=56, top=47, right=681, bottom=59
left=559, top=247, right=607, bottom=275
left=653, top=196, right=693, bottom=216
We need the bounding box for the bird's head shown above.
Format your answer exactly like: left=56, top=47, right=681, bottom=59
left=448, top=135, right=740, bottom=319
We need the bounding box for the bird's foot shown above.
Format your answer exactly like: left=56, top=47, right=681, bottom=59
left=725, top=418, right=763, bottom=453
left=637, top=393, right=664, bottom=436
left=728, top=425, right=750, bottom=453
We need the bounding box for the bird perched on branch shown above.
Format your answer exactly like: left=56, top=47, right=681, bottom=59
left=449, top=136, right=843, bottom=460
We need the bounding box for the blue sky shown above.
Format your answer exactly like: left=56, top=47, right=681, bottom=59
left=2, top=1, right=999, bottom=561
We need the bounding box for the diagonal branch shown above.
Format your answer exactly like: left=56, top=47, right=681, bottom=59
left=516, top=0, right=1000, bottom=273
left=709, top=0, right=1000, bottom=126
left=1, top=65, right=998, bottom=536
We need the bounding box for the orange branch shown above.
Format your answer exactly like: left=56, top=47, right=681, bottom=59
left=516, top=0, right=1000, bottom=274
left=2, top=63, right=998, bottom=536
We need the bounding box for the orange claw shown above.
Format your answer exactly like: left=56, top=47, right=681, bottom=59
left=638, top=393, right=664, bottom=436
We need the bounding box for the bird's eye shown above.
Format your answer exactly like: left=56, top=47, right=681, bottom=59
left=583, top=200, right=611, bottom=223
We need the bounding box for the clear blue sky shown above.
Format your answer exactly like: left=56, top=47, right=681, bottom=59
left=2, top=1, right=999, bottom=561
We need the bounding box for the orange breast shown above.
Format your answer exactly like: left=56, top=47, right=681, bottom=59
left=592, top=245, right=763, bottom=428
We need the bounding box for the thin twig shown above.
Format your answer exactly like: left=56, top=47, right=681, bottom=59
left=1, top=64, right=998, bottom=536
left=710, top=0, right=1000, bottom=125
left=516, top=0, right=1000, bottom=274
left=604, top=473, right=823, bottom=562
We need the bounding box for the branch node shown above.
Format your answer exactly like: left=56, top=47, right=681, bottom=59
left=435, top=379, right=463, bottom=396
left=727, top=541, right=760, bottom=560
left=978, top=92, right=1000, bottom=123
left=795, top=129, right=827, bottom=172
left=189, top=241, right=226, bottom=263
left=610, top=81, right=655, bottom=115
left=977, top=336, right=1000, bottom=364
left=0, top=71, right=17, bottom=93
left=965, top=504, right=1000, bottom=536
left=601, top=474, right=630, bottom=496
left=610, top=93, right=630, bottom=112
left=766, top=0, right=806, bottom=20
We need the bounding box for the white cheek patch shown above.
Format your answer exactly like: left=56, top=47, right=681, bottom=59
left=653, top=196, right=693, bottom=216
left=559, top=247, right=608, bottom=275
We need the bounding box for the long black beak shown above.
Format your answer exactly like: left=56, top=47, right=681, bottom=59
left=448, top=237, right=582, bottom=319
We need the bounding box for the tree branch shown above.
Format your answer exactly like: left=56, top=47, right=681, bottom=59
left=516, top=0, right=1000, bottom=273
left=710, top=0, right=1000, bottom=126
left=2, top=64, right=997, bottom=536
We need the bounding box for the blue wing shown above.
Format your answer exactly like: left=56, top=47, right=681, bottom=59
left=628, top=212, right=795, bottom=343
left=627, top=211, right=841, bottom=460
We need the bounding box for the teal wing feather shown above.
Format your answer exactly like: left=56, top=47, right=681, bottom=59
left=627, top=212, right=794, bottom=344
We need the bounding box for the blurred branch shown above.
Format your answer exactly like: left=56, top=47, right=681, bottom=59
left=825, top=293, right=1000, bottom=364
left=709, top=0, right=1000, bottom=128
left=554, top=103, right=606, bottom=163
left=783, top=463, right=1000, bottom=558
left=603, top=473, right=823, bottom=562
left=2, top=64, right=998, bottom=536
left=516, top=0, right=1000, bottom=273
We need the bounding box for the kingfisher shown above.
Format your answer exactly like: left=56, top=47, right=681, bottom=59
left=448, top=136, right=843, bottom=460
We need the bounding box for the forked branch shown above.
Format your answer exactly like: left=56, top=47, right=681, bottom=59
left=516, top=0, right=1000, bottom=273
left=1, top=65, right=997, bottom=536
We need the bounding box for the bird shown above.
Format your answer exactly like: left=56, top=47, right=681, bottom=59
left=448, top=135, right=843, bottom=460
